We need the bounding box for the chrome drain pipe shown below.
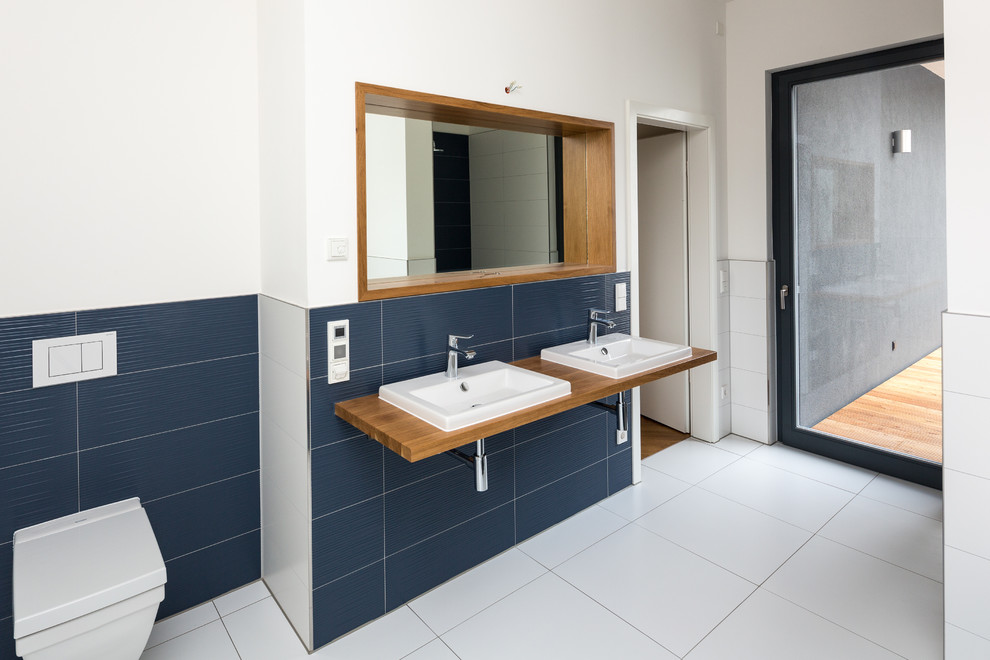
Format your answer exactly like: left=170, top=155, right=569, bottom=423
left=588, top=390, right=629, bottom=445
left=446, top=439, right=488, bottom=492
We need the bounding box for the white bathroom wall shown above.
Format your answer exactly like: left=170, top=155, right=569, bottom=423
left=258, top=295, right=312, bottom=647
left=717, top=260, right=731, bottom=438
left=943, top=2, right=990, bottom=654
left=264, top=0, right=728, bottom=308
left=0, top=0, right=261, bottom=318
left=728, top=260, right=769, bottom=443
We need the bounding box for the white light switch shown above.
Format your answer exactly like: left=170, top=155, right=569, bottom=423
left=327, top=238, right=349, bottom=261
left=33, top=332, right=117, bottom=388
left=614, top=283, right=627, bottom=312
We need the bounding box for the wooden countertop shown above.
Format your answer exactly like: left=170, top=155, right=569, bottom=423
left=335, top=348, right=716, bottom=462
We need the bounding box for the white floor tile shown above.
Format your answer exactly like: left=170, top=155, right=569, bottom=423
left=699, top=458, right=854, bottom=532
left=145, top=602, right=219, bottom=649
left=685, top=589, right=901, bottom=660
left=402, top=639, right=460, bottom=660
left=409, top=549, right=546, bottom=635
left=746, top=443, right=877, bottom=493
left=764, top=537, right=943, bottom=660
left=518, top=506, right=627, bottom=568
left=598, top=466, right=691, bottom=521
left=313, top=606, right=436, bottom=660
left=641, top=439, right=739, bottom=484
left=554, top=524, right=755, bottom=657
left=223, top=597, right=310, bottom=659
left=946, top=623, right=990, bottom=658
left=442, top=573, right=675, bottom=660
left=140, top=620, right=239, bottom=660
left=636, top=487, right=811, bottom=583
left=819, top=496, right=943, bottom=581
left=213, top=580, right=272, bottom=617
left=859, top=474, right=943, bottom=521
left=712, top=434, right=762, bottom=456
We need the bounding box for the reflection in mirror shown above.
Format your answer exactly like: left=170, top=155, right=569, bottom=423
left=365, top=115, right=564, bottom=279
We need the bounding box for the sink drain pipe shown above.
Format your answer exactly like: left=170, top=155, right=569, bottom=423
left=447, top=439, right=488, bottom=492
left=588, top=390, right=629, bottom=445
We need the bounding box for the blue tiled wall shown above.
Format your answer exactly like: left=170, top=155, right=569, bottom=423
left=0, top=296, right=260, bottom=659
left=308, top=273, right=633, bottom=647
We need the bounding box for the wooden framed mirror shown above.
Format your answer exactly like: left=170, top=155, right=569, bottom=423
left=356, top=83, right=616, bottom=301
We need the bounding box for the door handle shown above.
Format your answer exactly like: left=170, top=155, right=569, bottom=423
left=779, top=284, right=789, bottom=310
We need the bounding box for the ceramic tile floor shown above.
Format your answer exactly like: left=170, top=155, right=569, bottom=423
left=140, top=435, right=945, bottom=660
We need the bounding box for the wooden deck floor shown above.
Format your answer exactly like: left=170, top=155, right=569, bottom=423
left=641, top=416, right=690, bottom=459
left=812, top=349, right=942, bottom=463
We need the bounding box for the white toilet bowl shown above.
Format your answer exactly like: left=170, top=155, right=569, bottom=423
left=12, top=498, right=167, bottom=660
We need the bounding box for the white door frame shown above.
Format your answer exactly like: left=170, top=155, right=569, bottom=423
left=626, top=101, right=720, bottom=484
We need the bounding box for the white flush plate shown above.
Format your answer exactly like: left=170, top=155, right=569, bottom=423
left=33, top=332, right=117, bottom=387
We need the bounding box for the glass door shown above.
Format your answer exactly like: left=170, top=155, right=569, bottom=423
left=771, top=40, right=944, bottom=488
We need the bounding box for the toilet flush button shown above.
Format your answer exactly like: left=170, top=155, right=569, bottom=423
left=33, top=332, right=117, bottom=388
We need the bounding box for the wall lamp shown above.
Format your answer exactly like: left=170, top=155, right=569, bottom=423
left=892, top=129, right=912, bottom=154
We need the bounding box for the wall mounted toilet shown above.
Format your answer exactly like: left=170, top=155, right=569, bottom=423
left=12, top=498, right=167, bottom=660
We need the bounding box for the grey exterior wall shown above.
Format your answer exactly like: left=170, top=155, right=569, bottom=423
left=795, top=63, right=946, bottom=426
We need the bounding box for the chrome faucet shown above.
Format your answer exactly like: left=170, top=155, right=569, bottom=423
left=587, top=309, right=616, bottom=345
left=446, top=334, right=477, bottom=379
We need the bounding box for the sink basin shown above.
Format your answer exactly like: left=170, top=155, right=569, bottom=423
left=379, top=361, right=571, bottom=431
left=541, top=333, right=692, bottom=379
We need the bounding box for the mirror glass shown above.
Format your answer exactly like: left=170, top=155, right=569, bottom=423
left=365, top=114, right=565, bottom=279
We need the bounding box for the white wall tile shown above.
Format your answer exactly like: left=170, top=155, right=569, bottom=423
left=471, top=249, right=503, bottom=269
left=262, top=481, right=312, bottom=647
left=504, top=224, right=550, bottom=252
left=502, top=130, right=546, bottom=151
left=259, top=295, right=307, bottom=377
left=729, top=297, right=767, bottom=337
left=945, top=546, right=990, bottom=640
left=469, top=176, right=503, bottom=203
left=503, top=173, right=548, bottom=201
left=468, top=129, right=502, bottom=156
left=504, top=200, right=552, bottom=227
left=730, top=368, right=767, bottom=412
left=470, top=201, right=504, bottom=226
left=260, top=355, right=308, bottom=444
left=718, top=332, right=731, bottom=363
left=946, top=624, right=990, bottom=658
left=945, top=469, right=990, bottom=561
left=719, top=403, right=731, bottom=438
left=503, top=146, right=547, bottom=175
left=944, top=390, right=990, bottom=478
left=730, top=331, right=768, bottom=374
left=944, top=311, right=990, bottom=399
left=470, top=224, right=503, bottom=251
left=470, top=152, right=502, bottom=180
left=731, top=404, right=769, bottom=443
left=729, top=260, right=767, bottom=299
left=718, top=293, right=730, bottom=333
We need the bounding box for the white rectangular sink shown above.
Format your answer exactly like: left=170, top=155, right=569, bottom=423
left=379, top=361, right=571, bottom=431
left=541, top=333, right=692, bottom=379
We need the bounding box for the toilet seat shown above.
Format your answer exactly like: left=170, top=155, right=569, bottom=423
left=13, top=498, right=167, bottom=647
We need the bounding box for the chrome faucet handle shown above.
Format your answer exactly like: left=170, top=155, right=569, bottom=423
left=448, top=334, right=474, bottom=349
left=588, top=308, right=610, bottom=319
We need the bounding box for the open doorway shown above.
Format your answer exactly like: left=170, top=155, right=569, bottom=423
left=626, top=103, right=719, bottom=478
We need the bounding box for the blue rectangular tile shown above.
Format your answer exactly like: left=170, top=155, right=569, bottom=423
left=0, top=312, right=76, bottom=394
left=384, top=430, right=513, bottom=494
left=512, top=275, right=604, bottom=337
left=0, top=384, right=76, bottom=469
left=514, top=405, right=602, bottom=445
left=80, top=413, right=259, bottom=509
left=312, top=497, right=383, bottom=589
left=0, top=454, right=77, bottom=541
left=78, top=353, right=258, bottom=450
left=77, top=296, right=258, bottom=375
left=310, top=366, right=382, bottom=449
left=512, top=325, right=585, bottom=360
left=313, top=561, right=384, bottom=649
left=382, top=287, right=512, bottom=364
left=384, top=449, right=513, bottom=556
left=311, top=436, right=383, bottom=518
left=385, top=503, right=514, bottom=611
left=515, top=415, right=607, bottom=496
left=515, top=462, right=608, bottom=543
left=144, top=472, right=259, bottom=561
left=310, top=301, right=382, bottom=379
left=382, top=339, right=513, bottom=385
left=0, top=616, right=11, bottom=660
left=608, top=448, right=633, bottom=495
left=158, top=530, right=260, bottom=619
left=0, top=542, right=10, bottom=621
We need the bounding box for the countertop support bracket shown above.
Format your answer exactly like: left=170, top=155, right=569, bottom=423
left=586, top=389, right=629, bottom=445
left=446, top=439, right=489, bottom=492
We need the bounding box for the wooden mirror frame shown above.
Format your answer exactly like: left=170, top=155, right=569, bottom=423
left=357, top=82, right=616, bottom=301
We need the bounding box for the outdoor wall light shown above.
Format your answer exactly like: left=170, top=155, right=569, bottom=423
left=892, top=129, right=912, bottom=153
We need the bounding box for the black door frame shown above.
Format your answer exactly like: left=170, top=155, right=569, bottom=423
left=771, top=38, right=944, bottom=490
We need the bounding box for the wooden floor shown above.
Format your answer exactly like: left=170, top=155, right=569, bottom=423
left=641, top=416, right=690, bottom=459
left=813, top=349, right=942, bottom=463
